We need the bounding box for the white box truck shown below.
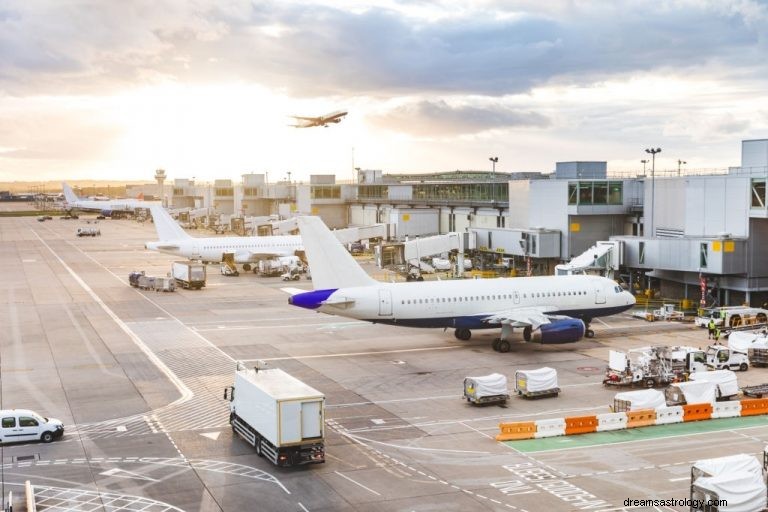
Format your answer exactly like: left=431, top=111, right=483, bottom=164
left=171, top=261, right=206, bottom=290
left=224, top=363, right=325, bottom=466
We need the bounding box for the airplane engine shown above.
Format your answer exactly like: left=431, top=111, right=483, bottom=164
left=531, top=319, right=585, bottom=344
left=100, top=209, right=113, bottom=217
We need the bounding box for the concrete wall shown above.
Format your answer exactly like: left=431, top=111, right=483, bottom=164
left=684, top=176, right=749, bottom=238
left=507, top=181, right=530, bottom=228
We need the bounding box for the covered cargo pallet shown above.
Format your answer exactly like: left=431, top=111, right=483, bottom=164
left=691, top=471, right=767, bottom=512
left=689, top=370, right=739, bottom=399
left=612, top=389, right=665, bottom=412
left=515, top=367, right=559, bottom=398
left=665, top=381, right=717, bottom=406
left=464, top=374, right=509, bottom=405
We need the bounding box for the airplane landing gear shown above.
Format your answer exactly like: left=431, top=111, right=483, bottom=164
left=492, top=339, right=510, bottom=353
left=455, top=328, right=471, bottom=341
left=243, top=263, right=252, bottom=272
left=583, top=318, right=594, bottom=338
left=523, top=326, right=532, bottom=342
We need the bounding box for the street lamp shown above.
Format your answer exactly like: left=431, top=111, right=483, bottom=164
left=645, top=147, right=662, bottom=237
left=641, top=159, right=648, bottom=176
left=677, top=159, right=687, bottom=176
left=489, top=157, right=498, bottom=202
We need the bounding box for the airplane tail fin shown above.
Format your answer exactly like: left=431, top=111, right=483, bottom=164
left=297, top=216, right=376, bottom=290
left=61, top=182, right=79, bottom=204
left=148, top=205, right=191, bottom=241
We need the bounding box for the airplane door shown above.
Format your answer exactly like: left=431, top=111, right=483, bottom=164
left=192, top=244, right=201, bottom=260
left=513, top=291, right=520, bottom=304
left=378, top=290, right=392, bottom=316
left=595, top=286, right=606, bottom=304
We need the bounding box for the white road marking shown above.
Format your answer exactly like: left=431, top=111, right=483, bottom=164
left=344, top=432, right=491, bottom=454
left=669, top=477, right=689, bottom=482
left=100, top=468, right=158, bottom=482
left=200, top=431, right=221, bottom=441
left=32, top=231, right=193, bottom=405
left=254, top=345, right=462, bottom=362
left=334, top=471, right=382, bottom=496
left=594, top=318, right=611, bottom=327
left=298, top=503, right=309, bottom=512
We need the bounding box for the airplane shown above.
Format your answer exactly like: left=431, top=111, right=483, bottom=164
left=285, top=216, right=637, bottom=352
left=290, top=110, right=348, bottom=128
left=145, top=205, right=303, bottom=271
left=62, top=182, right=158, bottom=216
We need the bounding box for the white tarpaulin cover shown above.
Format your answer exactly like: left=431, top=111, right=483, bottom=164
left=465, top=373, right=508, bottom=398
left=690, top=370, right=739, bottom=397
left=609, top=350, right=628, bottom=372
left=672, top=381, right=717, bottom=405
left=614, top=389, right=666, bottom=410
left=693, top=453, right=763, bottom=478
left=516, top=367, right=558, bottom=392
left=728, top=332, right=762, bottom=352
left=694, top=471, right=767, bottom=512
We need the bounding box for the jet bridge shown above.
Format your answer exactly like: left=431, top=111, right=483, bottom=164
left=555, top=240, right=623, bottom=278
left=377, top=232, right=474, bottom=277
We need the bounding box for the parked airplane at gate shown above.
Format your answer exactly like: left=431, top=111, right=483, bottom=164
left=62, top=182, right=158, bottom=215
left=286, top=217, right=636, bottom=352
left=290, top=110, right=347, bottom=128
left=145, top=205, right=303, bottom=271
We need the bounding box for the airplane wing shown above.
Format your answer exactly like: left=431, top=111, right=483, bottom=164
left=290, top=116, right=319, bottom=121
left=236, top=250, right=296, bottom=262
left=482, top=306, right=561, bottom=329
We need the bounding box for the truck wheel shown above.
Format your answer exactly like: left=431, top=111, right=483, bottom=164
left=740, top=363, right=748, bottom=372
left=644, top=378, right=655, bottom=388
left=40, top=431, right=54, bottom=443
left=255, top=438, right=263, bottom=457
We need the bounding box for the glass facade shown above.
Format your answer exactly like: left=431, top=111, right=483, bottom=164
left=215, top=188, right=234, bottom=197
left=568, top=181, right=623, bottom=205
left=311, top=185, right=341, bottom=199
left=243, top=187, right=259, bottom=197
left=411, top=183, right=508, bottom=202
left=358, top=185, right=388, bottom=199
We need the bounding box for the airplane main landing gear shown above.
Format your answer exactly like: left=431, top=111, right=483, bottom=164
left=523, top=326, right=532, bottom=342
left=454, top=328, right=471, bottom=341
left=492, top=339, right=510, bottom=353
left=243, top=263, right=252, bottom=272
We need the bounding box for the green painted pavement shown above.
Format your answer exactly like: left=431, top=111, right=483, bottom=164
left=505, top=415, right=768, bottom=453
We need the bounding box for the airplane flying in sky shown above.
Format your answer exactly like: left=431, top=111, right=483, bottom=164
left=145, top=205, right=303, bottom=271
left=286, top=216, right=636, bottom=352
left=62, top=182, right=158, bottom=215
left=290, top=110, right=348, bottom=128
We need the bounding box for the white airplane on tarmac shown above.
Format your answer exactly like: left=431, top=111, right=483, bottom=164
left=62, top=182, right=158, bottom=215
left=285, top=217, right=636, bottom=352
left=145, top=205, right=302, bottom=272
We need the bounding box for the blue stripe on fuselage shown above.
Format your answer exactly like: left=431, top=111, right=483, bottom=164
left=289, top=289, right=338, bottom=309
left=362, top=304, right=634, bottom=329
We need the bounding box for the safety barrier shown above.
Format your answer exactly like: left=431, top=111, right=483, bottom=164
left=565, top=415, right=598, bottom=435
left=712, top=401, right=742, bottom=419
left=655, top=406, right=684, bottom=425
left=739, top=398, right=768, bottom=416
left=683, top=403, right=713, bottom=422
left=534, top=418, right=566, bottom=438
left=626, top=409, right=657, bottom=428
left=496, top=421, right=536, bottom=441
left=596, top=412, right=628, bottom=432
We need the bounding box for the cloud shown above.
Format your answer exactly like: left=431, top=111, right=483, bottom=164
left=371, top=99, right=550, bottom=135
left=1, top=1, right=768, bottom=97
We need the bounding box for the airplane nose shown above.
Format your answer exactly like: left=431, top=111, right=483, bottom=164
left=625, top=291, right=636, bottom=305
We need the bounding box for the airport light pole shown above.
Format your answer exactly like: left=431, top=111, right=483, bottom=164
left=645, top=147, right=662, bottom=237
left=641, top=159, right=648, bottom=176
left=677, top=159, right=686, bottom=176
left=489, top=157, right=498, bottom=202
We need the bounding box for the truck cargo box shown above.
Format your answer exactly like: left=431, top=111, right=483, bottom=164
left=172, top=261, right=206, bottom=289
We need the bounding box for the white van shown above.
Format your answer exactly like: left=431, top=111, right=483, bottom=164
left=0, top=409, right=64, bottom=444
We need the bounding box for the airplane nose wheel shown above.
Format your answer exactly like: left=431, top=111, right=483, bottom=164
left=585, top=328, right=595, bottom=338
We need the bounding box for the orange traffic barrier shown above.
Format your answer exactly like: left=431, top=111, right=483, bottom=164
left=740, top=398, right=768, bottom=417
left=496, top=421, right=536, bottom=441
left=683, top=403, right=713, bottom=422
left=626, top=409, right=657, bottom=428
left=564, top=415, right=597, bottom=435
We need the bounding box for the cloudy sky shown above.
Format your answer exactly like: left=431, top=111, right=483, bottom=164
left=1, top=0, right=767, bottom=182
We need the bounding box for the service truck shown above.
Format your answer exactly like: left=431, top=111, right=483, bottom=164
left=76, top=227, right=100, bottom=237
left=695, top=306, right=768, bottom=329
left=705, top=344, right=749, bottom=371
left=224, top=363, right=325, bottom=466
left=603, top=346, right=704, bottom=388
left=171, top=261, right=206, bottom=290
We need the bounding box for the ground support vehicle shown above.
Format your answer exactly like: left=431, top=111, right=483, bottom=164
left=463, top=374, right=509, bottom=405
left=172, top=261, right=206, bottom=290
left=76, top=227, right=100, bottom=237
left=514, top=368, right=559, bottom=398
left=220, top=252, right=239, bottom=276
left=137, top=275, right=156, bottom=290
left=0, top=409, right=64, bottom=444
left=705, top=344, right=749, bottom=371
left=152, top=277, right=175, bottom=292
left=224, top=363, right=325, bottom=467
left=128, top=271, right=144, bottom=288
left=603, top=346, right=701, bottom=388
left=748, top=339, right=768, bottom=367
left=695, top=306, right=768, bottom=329
left=281, top=268, right=301, bottom=281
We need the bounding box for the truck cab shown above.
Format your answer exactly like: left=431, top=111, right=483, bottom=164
left=706, top=344, right=749, bottom=371
left=0, top=409, right=64, bottom=444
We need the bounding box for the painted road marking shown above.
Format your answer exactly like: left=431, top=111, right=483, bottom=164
left=334, top=471, right=382, bottom=496
left=200, top=431, right=221, bottom=441
left=100, top=468, right=159, bottom=482
left=252, top=345, right=462, bottom=362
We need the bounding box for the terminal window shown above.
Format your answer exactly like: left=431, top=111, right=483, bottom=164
left=568, top=181, right=623, bottom=205
left=752, top=178, right=766, bottom=208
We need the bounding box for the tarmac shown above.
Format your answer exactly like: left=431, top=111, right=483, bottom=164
left=2, top=213, right=768, bottom=511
